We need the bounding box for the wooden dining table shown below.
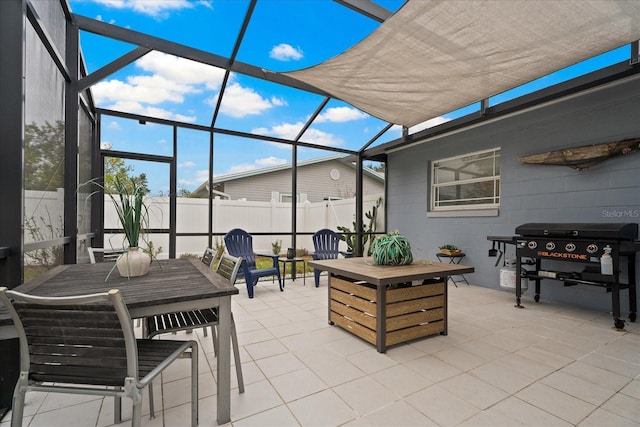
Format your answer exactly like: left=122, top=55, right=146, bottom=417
left=0, top=258, right=238, bottom=425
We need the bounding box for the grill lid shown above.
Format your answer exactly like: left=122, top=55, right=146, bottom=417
left=515, top=223, right=638, bottom=240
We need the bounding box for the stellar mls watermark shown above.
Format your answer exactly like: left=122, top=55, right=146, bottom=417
left=602, top=208, right=640, bottom=218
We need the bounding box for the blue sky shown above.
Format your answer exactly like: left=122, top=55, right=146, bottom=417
left=68, top=0, right=631, bottom=195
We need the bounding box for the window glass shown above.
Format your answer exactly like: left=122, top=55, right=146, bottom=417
left=431, top=148, right=500, bottom=210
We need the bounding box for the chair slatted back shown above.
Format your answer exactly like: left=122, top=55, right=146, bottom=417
left=216, top=254, right=242, bottom=284
left=88, top=247, right=127, bottom=264
left=201, top=247, right=216, bottom=269
left=0, top=288, right=134, bottom=387
left=313, top=229, right=340, bottom=260
left=224, top=229, right=256, bottom=269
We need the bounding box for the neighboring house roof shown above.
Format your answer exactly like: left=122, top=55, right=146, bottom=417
left=191, top=155, right=384, bottom=197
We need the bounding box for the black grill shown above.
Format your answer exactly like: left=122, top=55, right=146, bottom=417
left=515, top=223, right=639, bottom=263
left=490, top=223, right=639, bottom=329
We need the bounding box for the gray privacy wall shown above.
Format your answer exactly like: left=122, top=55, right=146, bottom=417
left=387, top=75, right=640, bottom=315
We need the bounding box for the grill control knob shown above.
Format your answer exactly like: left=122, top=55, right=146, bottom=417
left=527, top=241, right=537, bottom=249
left=546, top=242, right=555, bottom=250
left=587, top=244, right=598, bottom=254
left=565, top=243, right=576, bottom=252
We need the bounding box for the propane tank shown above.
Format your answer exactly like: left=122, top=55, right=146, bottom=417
left=600, top=245, right=613, bottom=275
left=500, top=258, right=528, bottom=292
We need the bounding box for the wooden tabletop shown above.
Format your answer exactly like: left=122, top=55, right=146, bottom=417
left=0, top=258, right=238, bottom=326
left=308, top=257, right=474, bottom=286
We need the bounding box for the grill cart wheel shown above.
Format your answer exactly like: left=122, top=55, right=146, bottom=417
left=614, top=318, right=625, bottom=330
left=534, top=294, right=540, bottom=302
left=629, top=312, right=636, bottom=322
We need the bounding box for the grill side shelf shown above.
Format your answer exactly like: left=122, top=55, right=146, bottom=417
left=522, top=271, right=623, bottom=287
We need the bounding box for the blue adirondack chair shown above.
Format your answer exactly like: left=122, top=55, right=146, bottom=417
left=311, top=229, right=340, bottom=287
left=224, top=228, right=283, bottom=298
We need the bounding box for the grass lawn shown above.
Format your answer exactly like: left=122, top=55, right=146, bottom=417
left=256, top=255, right=314, bottom=276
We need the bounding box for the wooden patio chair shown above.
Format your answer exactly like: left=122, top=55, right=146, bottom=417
left=144, top=252, right=245, bottom=418
left=224, top=228, right=282, bottom=298
left=88, top=246, right=127, bottom=264
left=311, top=228, right=341, bottom=287
left=0, top=287, right=198, bottom=427
left=89, top=246, right=140, bottom=328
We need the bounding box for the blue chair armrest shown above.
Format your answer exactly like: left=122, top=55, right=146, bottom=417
left=255, top=252, right=279, bottom=268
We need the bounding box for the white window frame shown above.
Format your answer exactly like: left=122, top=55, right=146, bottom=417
left=277, top=192, right=308, bottom=203
left=430, top=147, right=500, bottom=214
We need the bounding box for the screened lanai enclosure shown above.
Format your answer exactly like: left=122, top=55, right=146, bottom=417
left=1, top=0, right=640, bottom=417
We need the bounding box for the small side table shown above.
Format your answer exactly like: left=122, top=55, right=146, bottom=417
left=436, top=252, right=469, bottom=287
left=278, top=257, right=306, bottom=286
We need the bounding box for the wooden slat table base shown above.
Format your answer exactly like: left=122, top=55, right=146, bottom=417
left=309, top=257, right=473, bottom=353
left=329, top=276, right=447, bottom=352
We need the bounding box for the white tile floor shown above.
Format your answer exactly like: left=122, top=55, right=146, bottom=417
left=3, top=275, right=640, bottom=427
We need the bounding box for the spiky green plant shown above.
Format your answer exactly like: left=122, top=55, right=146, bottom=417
left=370, top=230, right=413, bottom=266
left=81, top=176, right=150, bottom=249
left=337, top=197, right=382, bottom=255
left=108, top=177, right=149, bottom=248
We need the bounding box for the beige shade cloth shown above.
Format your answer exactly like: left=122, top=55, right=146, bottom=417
left=284, top=0, right=640, bottom=128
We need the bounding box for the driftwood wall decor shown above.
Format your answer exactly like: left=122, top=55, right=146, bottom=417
left=517, top=138, right=640, bottom=171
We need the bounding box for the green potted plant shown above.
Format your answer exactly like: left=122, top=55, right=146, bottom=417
left=109, top=177, right=152, bottom=277
left=439, top=244, right=461, bottom=256
left=272, top=239, right=282, bottom=256
left=370, top=230, right=413, bottom=266
left=83, top=176, right=152, bottom=277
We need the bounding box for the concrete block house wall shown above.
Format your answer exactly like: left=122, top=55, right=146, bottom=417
left=386, top=75, right=640, bottom=314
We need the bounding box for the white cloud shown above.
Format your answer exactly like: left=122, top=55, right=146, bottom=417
left=270, top=97, right=287, bottom=107
left=106, top=121, right=121, bottom=129
left=105, top=100, right=177, bottom=120
left=256, top=157, right=287, bottom=167
left=252, top=122, right=342, bottom=147
left=93, top=51, right=281, bottom=122
left=227, top=157, right=287, bottom=174
left=253, top=122, right=303, bottom=140
left=174, top=114, right=197, bottom=123
left=269, top=43, right=303, bottom=61
left=315, top=107, right=368, bottom=123
left=299, top=128, right=343, bottom=146
left=136, top=52, right=225, bottom=90
left=178, top=169, right=210, bottom=188
left=409, top=116, right=451, bottom=133
left=178, top=161, right=196, bottom=167
left=91, top=52, right=228, bottom=122
left=94, top=0, right=210, bottom=19
left=93, top=75, right=197, bottom=105
left=213, top=83, right=278, bottom=117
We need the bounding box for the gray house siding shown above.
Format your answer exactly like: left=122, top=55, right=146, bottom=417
left=221, top=160, right=383, bottom=202
left=387, top=76, right=640, bottom=314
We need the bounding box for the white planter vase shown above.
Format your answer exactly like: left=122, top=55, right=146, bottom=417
left=116, top=247, right=151, bottom=278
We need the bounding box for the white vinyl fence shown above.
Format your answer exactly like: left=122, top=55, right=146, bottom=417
left=25, top=190, right=384, bottom=261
